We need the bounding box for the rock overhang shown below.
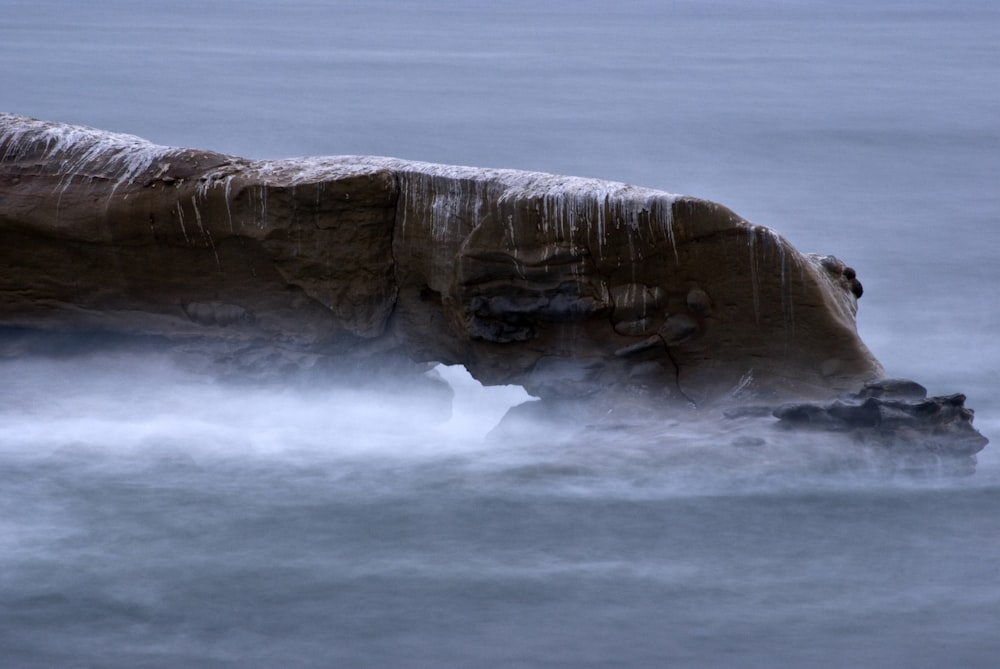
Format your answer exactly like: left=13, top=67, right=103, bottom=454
left=1, top=113, right=883, bottom=403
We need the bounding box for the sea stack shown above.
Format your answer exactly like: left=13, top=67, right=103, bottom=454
left=0, top=113, right=887, bottom=406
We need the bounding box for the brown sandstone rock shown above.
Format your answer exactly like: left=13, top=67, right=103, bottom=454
left=1, top=114, right=884, bottom=403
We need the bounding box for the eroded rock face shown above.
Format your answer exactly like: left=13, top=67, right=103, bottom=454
left=2, top=114, right=885, bottom=404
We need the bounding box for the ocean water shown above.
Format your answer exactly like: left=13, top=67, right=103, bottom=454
left=2, top=1, right=1000, bottom=667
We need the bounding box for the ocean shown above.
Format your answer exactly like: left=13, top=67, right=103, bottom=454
left=2, top=1, right=999, bottom=666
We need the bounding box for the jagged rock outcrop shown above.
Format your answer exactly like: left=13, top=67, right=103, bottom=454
left=764, top=378, right=986, bottom=459
left=772, top=379, right=987, bottom=452
left=1, top=114, right=892, bottom=407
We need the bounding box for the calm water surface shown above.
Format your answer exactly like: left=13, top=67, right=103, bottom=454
left=2, top=2, right=1000, bottom=667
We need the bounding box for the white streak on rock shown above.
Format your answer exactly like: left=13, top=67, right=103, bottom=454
left=748, top=227, right=761, bottom=326
left=176, top=203, right=190, bottom=244
left=224, top=175, right=235, bottom=233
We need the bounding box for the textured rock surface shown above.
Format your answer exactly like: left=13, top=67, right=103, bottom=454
left=772, top=378, right=988, bottom=458
left=2, top=114, right=887, bottom=403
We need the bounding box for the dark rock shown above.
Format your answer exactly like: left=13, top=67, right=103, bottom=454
left=658, top=313, right=700, bottom=346
left=685, top=287, right=713, bottom=316
left=856, top=378, right=928, bottom=400
left=772, top=391, right=988, bottom=459
left=773, top=402, right=843, bottom=426
left=825, top=398, right=882, bottom=428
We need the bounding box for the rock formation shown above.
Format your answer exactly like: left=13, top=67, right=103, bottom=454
left=1, top=114, right=888, bottom=403
left=755, top=378, right=986, bottom=463
left=3, top=114, right=987, bottom=463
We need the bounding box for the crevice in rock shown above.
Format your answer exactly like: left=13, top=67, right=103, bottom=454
left=661, top=342, right=697, bottom=407
left=386, top=170, right=404, bottom=316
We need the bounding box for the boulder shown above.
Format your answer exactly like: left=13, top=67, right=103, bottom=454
left=1, top=114, right=886, bottom=405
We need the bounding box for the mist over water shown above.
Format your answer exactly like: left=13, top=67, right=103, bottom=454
left=3, top=1, right=1000, bottom=666
left=2, top=354, right=1000, bottom=667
